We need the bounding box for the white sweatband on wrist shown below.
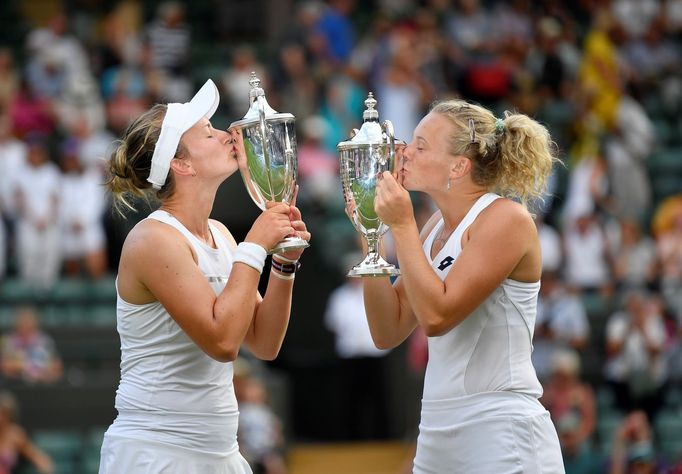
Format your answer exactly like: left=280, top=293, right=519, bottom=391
left=233, top=242, right=267, bottom=274
left=271, top=269, right=295, bottom=281
left=272, top=254, right=298, bottom=264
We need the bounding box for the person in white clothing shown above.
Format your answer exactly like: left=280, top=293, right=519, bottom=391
left=13, top=134, right=61, bottom=290
left=363, top=100, right=565, bottom=473
left=99, top=79, right=310, bottom=474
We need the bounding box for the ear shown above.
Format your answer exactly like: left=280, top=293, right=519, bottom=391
left=451, top=156, right=471, bottom=178
left=169, top=158, right=195, bottom=178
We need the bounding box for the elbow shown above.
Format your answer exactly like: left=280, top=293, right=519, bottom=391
left=209, top=343, right=240, bottom=363
left=372, top=335, right=397, bottom=351
left=421, top=311, right=455, bottom=337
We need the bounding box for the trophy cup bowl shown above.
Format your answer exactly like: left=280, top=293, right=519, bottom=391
left=229, top=73, right=309, bottom=255
left=337, top=93, right=402, bottom=277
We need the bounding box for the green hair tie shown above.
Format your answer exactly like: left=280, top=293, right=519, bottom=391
left=495, top=118, right=505, bottom=135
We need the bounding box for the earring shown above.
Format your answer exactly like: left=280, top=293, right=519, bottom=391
left=446, top=178, right=451, bottom=191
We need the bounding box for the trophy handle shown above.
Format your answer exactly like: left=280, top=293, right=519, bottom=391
left=283, top=122, right=295, bottom=203
left=257, top=95, right=275, bottom=200
left=382, top=120, right=396, bottom=171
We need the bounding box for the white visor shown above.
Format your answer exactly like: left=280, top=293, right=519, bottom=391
left=147, top=79, right=220, bottom=189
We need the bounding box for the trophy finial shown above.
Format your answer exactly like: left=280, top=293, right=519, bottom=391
left=249, top=72, right=264, bottom=99
left=363, top=92, right=379, bottom=121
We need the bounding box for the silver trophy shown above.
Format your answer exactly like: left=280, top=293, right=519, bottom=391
left=229, top=72, right=309, bottom=255
left=337, top=93, right=403, bottom=277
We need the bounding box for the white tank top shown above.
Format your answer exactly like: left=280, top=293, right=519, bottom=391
left=421, top=193, right=543, bottom=401
left=109, top=210, right=239, bottom=455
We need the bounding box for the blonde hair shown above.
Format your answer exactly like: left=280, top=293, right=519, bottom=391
left=430, top=100, right=559, bottom=206
left=106, top=104, right=188, bottom=216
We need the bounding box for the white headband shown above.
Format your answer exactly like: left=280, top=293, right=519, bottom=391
left=147, top=79, right=220, bottom=189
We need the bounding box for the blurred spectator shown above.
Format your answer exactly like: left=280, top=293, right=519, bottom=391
left=0, top=113, right=27, bottom=218
left=652, top=195, right=682, bottom=321
left=319, top=75, right=365, bottom=153
left=221, top=45, right=267, bottom=119
left=611, top=0, right=660, bottom=40
left=533, top=272, right=590, bottom=382
left=578, top=9, right=623, bottom=131
left=68, top=114, right=116, bottom=174
left=315, top=0, right=357, bottom=65
left=0, top=306, right=62, bottom=384
left=8, top=79, right=55, bottom=139
left=58, top=138, right=108, bottom=278
left=611, top=218, right=658, bottom=291
left=0, top=391, right=54, bottom=473
left=563, top=213, right=612, bottom=295
left=375, top=29, right=433, bottom=143
left=143, top=1, right=192, bottom=102
left=541, top=349, right=599, bottom=474
left=12, top=134, right=61, bottom=290
left=608, top=410, right=663, bottom=474
left=271, top=42, right=319, bottom=122
left=0, top=48, right=19, bottom=108
left=603, top=95, right=653, bottom=221
left=605, top=290, right=668, bottom=421
left=234, top=361, right=287, bottom=474
left=296, top=115, right=339, bottom=206
left=324, top=255, right=391, bottom=440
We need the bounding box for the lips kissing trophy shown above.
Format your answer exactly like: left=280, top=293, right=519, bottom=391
left=229, top=72, right=309, bottom=254
left=337, top=93, right=403, bottom=277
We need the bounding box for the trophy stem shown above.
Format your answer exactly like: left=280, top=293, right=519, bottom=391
left=347, top=235, right=400, bottom=278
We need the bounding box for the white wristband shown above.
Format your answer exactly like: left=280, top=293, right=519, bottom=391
left=233, top=242, right=267, bottom=274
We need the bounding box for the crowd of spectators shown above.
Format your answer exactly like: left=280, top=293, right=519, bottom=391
left=1, top=0, right=682, bottom=472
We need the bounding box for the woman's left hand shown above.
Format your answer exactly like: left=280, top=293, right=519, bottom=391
left=275, top=186, right=311, bottom=261
left=375, top=171, right=414, bottom=230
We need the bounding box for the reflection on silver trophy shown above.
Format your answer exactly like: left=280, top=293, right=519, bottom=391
left=337, top=93, right=403, bottom=277
left=229, top=72, right=309, bottom=255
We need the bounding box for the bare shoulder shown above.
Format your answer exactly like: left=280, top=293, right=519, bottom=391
left=209, top=219, right=238, bottom=248
left=475, top=198, right=536, bottom=236
left=122, top=218, right=193, bottom=261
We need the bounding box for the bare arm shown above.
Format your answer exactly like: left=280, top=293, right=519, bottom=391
left=118, top=203, right=294, bottom=362
left=375, top=172, right=539, bottom=337
left=17, top=428, right=55, bottom=474
left=362, top=212, right=442, bottom=349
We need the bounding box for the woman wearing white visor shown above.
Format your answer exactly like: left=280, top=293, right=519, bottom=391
left=99, top=79, right=309, bottom=473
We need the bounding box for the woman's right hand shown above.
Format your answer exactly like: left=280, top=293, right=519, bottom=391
left=245, top=202, right=294, bottom=251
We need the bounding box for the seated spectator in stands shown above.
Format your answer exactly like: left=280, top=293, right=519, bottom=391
left=563, top=212, right=613, bottom=295
left=0, top=391, right=54, bottom=473
left=532, top=271, right=590, bottom=382
left=13, top=133, right=61, bottom=290
left=604, top=290, right=667, bottom=422
left=653, top=195, right=682, bottom=322
left=0, top=306, right=62, bottom=384
left=611, top=218, right=658, bottom=291
left=608, top=410, right=663, bottom=474
left=540, top=349, right=599, bottom=474
left=234, top=360, right=287, bottom=474
left=58, top=138, right=108, bottom=278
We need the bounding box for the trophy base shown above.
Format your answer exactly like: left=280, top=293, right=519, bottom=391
left=270, top=236, right=310, bottom=255
left=347, top=254, right=400, bottom=278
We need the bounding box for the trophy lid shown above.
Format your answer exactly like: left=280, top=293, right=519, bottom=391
left=337, top=92, right=384, bottom=150
left=229, top=72, right=294, bottom=129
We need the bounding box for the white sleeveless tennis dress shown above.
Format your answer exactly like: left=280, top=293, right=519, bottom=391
left=413, top=193, right=564, bottom=474
left=99, top=210, right=252, bottom=474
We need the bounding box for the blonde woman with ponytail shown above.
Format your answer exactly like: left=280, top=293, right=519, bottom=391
left=363, top=100, right=564, bottom=473
left=99, top=80, right=310, bottom=474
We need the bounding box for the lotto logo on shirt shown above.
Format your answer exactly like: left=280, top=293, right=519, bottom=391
left=438, top=256, right=454, bottom=271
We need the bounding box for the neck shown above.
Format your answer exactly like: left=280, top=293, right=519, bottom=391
left=159, top=186, right=216, bottom=244
left=432, top=186, right=488, bottom=233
